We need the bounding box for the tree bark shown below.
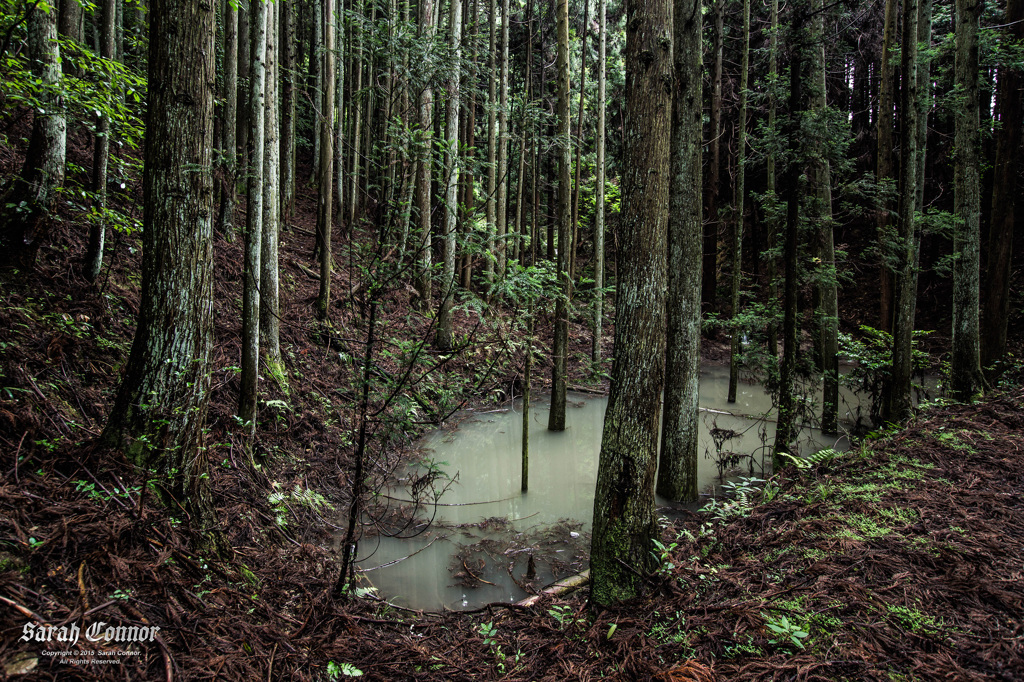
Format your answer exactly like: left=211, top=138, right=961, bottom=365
left=727, top=0, right=749, bottom=404
left=58, top=0, right=83, bottom=76
left=548, top=0, right=572, bottom=432
left=590, top=0, right=671, bottom=608
left=485, top=0, right=498, bottom=284
left=950, top=0, right=985, bottom=400
left=436, top=0, right=463, bottom=350
left=496, top=0, right=510, bottom=279
left=100, top=0, right=223, bottom=554
left=765, top=0, right=779, bottom=357
left=217, top=0, right=238, bottom=238
left=280, top=0, right=297, bottom=219
left=883, top=0, right=920, bottom=422
left=569, top=0, right=589, bottom=284
left=334, top=0, right=346, bottom=231
left=658, top=0, right=701, bottom=503
left=702, top=0, right=724, bottom=310
left=237, top=3, right=250, bottom=181
left=239, top=0, right=268, bottom=427
left=876, top=0, right=898, bottom=332
left=85, top=0, right=117, bottom=282
left=0, top=3, right=66, bottom=269
left=774, top=15, right=806, bottom=461
left=808, top=0, right=838, bottom=434
left=261, top=0, right=283, bottom=384
left=314, top=0, right=336, bottom=320
left=414, top=0, right=436, bottom=310
left=982, top=0, right=1023, bottom=366
left=592, top=0, right=607, bottom=364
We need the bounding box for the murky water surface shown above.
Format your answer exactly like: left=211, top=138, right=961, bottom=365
left=353, top=365, right=874, bottom=610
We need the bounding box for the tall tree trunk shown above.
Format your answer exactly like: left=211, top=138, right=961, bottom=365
left=436, top=0, right=463, bottom=350
left=765, top=0, right=779, bottom=357
left=569, top=0, right=589, bottom=284
left=915, top=0, right=933, bottom=214
left=280, top=0, right=297, bottom=219
left=237, top=3, right=250, bottom=182
left=459, top=0, right=478, bottom=287
left=414, top=0, right=436, bottom=309
left=808, top=0, right=839, bottom=434
left=218, top=0, right=238, bottom=238
left=592, top=0, right=606, bottom=364
left=774, top=15, right=806, bottom=461
left=348, top=0, right=364, bottom=228
left=310, top=3, right=322, bottom=184
left=485, top=0, right=497, bottom=284
left=58, top=0, right=83, bottom=76
left=657, top=0, right=700, bottom=503
left=398, top=0, right=416, bottom=260
left=876, top=0, right=898, bottom=332
left=239, top=0, right=268, bottom=427
left=727, top=0, right=749, bottom=403
left=0, top=3, right=66, bottom=269
left=496, top=0, right=510, bottom=279
left=314, top=0, right=336, bottom=320
left=334, top=0, right=346, bottom=230
left=262, top=0, right=283, bottom=383
left=703, top=0, right=724, bottom=309
left=950, top=0, right=985, bottom=400
left=85, top=0, right=116, bottom=282
left=548, top=0, right=572, bottom=432
left=590, top=0, right=671, bottom=607
left=100, top=0, right=223, bottom=554
left=883, top=0, right=920, bottom=422
left=982, top=0, right=1023, bottom=366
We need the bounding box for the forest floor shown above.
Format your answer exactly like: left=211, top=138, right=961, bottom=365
left=2, top=132, right=1023, bottom=681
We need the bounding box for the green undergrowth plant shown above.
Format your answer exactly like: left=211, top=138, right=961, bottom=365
left=763, top=613, right=810, bottom=650
left=268, top=483, right=333, bottom=528
left=839, top=325, right=933, bottom=428
left=701, top=477, right=764, bottom=523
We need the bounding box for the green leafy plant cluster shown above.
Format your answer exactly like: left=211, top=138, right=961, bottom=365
left=839, top=325, right=932, bottom=427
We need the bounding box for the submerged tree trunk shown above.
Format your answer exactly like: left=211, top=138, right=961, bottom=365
left=100, top=0, right=223, bottom=554
left=774, top=19, right=805, bottom=461
left=808, top=0, right=838, bottom=435
left=765, top=0, right=779, bottom=357
left=883, top=0, right=920, bottom=423
left=727, top=0, right=749, bottom=404
left=950, top=0, right=984, bottom=401
left=548, top=0, right=572, bottom=432
left=657, top=0, right=701, bottom=503
left=436, top=0, right=462, bottom=350
left=85, top=0, right=116, bottom=282
left=0, top=4, right=67, bottom=269
left=590, top=0, right=671, bottom=608
left=982, top=0, right=1023, bottom=366
left=239, top=0, right=268, bottom=427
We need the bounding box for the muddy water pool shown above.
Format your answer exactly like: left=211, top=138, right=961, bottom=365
left=353, top=365, right=873, bottom=610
